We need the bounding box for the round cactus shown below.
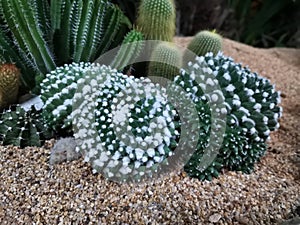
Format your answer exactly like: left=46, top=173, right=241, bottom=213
left=148, top=42, right=182, bottom=81
left=72, top=65, right=181, bottom=182
left=185, top=30, right=223, bottom=61
left=136, top=0, right=176, bottom=41
left=0, top=105, right=53, bottom=148
left=174, top=52, right=281, bottom=180
left=39, top=62, right=94, bottom=135
left=0, top=63, right=20, bottom=109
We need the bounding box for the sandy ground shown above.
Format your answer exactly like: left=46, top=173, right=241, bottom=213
left=0, top=38, right=299, bottom=225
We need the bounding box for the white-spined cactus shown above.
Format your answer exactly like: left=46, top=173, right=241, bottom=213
left=72, top=65, right=181, bottom=182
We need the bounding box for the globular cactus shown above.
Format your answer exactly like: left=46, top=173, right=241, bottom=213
left=184, top=30, right=222, bottom=64
left=110, top=29, right=144, bottom=72
left=174, top=52, right=281, bottom=180
left=72, top=65, right=181, bottom=182
left=0, top=63, right=20, bottom=110
left=39, top=62, right=94, bottom=135
left=0, top=105, right=53, bottom=148
left=148, top=42, right=182, bottom=81
left=136, top=0, right=176, bottom=41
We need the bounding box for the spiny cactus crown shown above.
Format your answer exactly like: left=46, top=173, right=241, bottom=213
left=72, top=65, right=180, bottom=182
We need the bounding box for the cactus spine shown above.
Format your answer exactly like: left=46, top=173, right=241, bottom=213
left=136, top=0, right=176, bottom=41
left=148, top=42, right=182, bottom=81
left=0, top=63, right=20, bottom=109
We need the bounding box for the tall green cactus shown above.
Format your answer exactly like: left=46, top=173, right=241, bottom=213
left=0, top=0, right=131, bottom=92
left=136, top=0, right=176, bottom=41
left=148, top=42, right=182, bottom=81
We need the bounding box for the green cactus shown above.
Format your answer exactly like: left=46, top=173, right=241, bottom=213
left=136, top=0, right=176, bottom=41
left=110, top=29, right=144, bottom=71
left=185, top=30, right=222, bottom=63
left=148, top=42, right=182, bottom=81
left=0, top=63, right=20, bottom=110
left=40, top=62, right=94, bottom=135
left=0, top=0, right=131, bottom=92
left=72, top=65, right=181, bottom=182
left=174, top=52, right=282, bottom=180
left=0, top=105, right=53, bottom=148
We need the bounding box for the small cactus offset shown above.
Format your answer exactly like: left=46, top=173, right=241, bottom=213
left=0, top=63, right=20, bottom=110
left=148, top=42, right=182, bottom=81
left=110, top=29, right=144, bottom=71
left=0, top=105, right=53, bottom=148
left=40, top=62, right=94, bottom=135
left=185, top=30, right=223, bottom=63
left=136, top=0, right=176, bottom=41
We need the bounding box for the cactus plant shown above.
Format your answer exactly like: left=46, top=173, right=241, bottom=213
left=174, top=52, right=282, bottom=180
left=39, top=62, right=94, bottom=135
left=0, top=63, right=20, bottom=110
left=148, top=42, right=182, bottom=81
left=0, top=105, right=53, bottom=148
left=110, top=29, right=144, bottom=72
left=0, top=0, right=131, bottom=92
left=72, top=65, right=181, bottom=182
left=184, top=30, right=223, bottom=64
left=136, top=0, right=176, bottom=41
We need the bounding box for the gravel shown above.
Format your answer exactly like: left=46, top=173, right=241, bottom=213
left=1, top=38, right=300, bottom=224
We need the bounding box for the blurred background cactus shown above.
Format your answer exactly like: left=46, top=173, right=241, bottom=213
left=136, top=0, right=176, bottom=41
left=0, top=63, right=20, bottom=110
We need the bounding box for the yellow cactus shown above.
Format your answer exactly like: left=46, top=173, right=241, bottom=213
left=0, top=63, right=20, bottom=109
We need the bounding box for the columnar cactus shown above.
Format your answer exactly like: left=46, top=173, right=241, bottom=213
left=0, top=105, right=53, bottom=148
left=72, top=65, right=181, bottom=182
left=0, top=0, right=131, bottom=91
left=110, top=29, right=144, bottom=71
left=40, top=62, right=93, bottom=135
left=136, top=0, right=176, bottom=41
left=148, top=42, right=182, bottom=81
left=0, top=63, right=20, bottom=109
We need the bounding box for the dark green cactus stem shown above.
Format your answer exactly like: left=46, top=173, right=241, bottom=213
left=110, top=29, right=144, bottom=71
left=185, top=30, right=222, bottom=62
left=148, top=42, right=182, bottom=81
left=0, top=105, right=53, bottom=148
left=136, top=0, right=176, bottom=41
left=96, top=4, right=132, bottom=56
left=0, top=0, right=56, bottom=75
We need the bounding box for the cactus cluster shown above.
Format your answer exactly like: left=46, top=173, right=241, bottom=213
left=174, top=52, right=282, bottom=180
left=72, top=65, right=181, bottom=182
left=0, top=105, right=53, bottom=148
left=0, top=63, right=20, bottom=110
left=0, top=0, right=131, bottom=91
